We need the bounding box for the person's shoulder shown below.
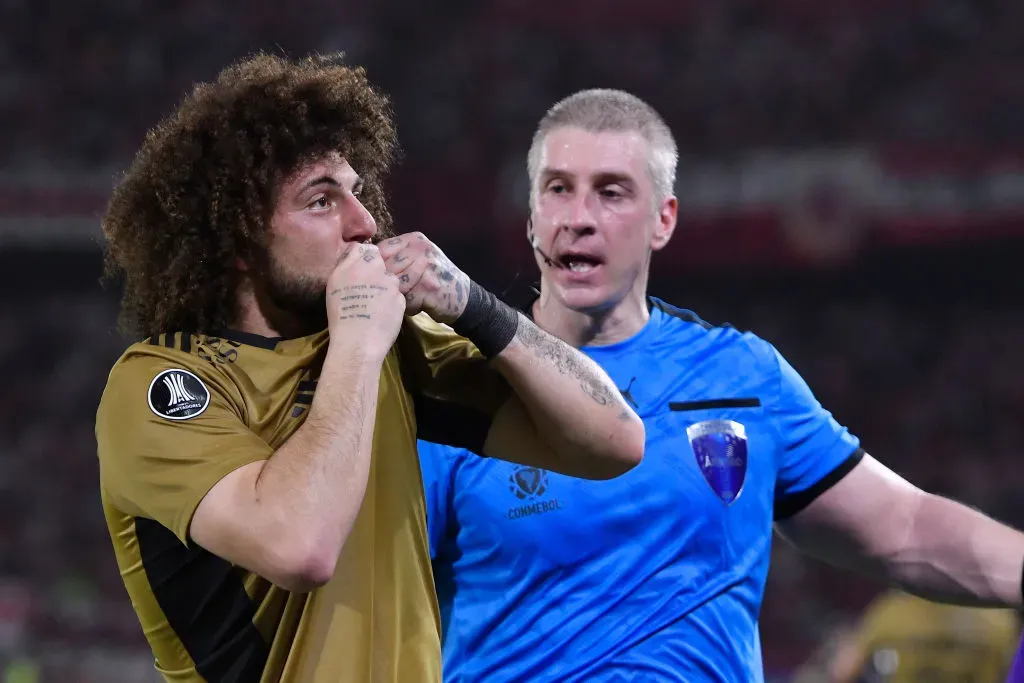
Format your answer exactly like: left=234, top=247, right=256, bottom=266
left=397, top=312, right=491, bottom=372
left=649, top=297, right=776, bottom=365
left=398, top=312, right=467, bottom=353
left=417, top=439, right=472, bottom=463
left=100, top=333, right=235, bottom=421
left=107, top=333, right=221, bottom=382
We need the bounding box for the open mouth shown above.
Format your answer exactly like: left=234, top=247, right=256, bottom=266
left=559, top=255, right=602, bottom=273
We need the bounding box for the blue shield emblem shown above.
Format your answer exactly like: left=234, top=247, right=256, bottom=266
left=686, top=419, right=748, bottom=504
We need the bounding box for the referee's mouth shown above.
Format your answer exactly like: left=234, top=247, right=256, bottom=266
left=557, top=251, right=604, bottom=274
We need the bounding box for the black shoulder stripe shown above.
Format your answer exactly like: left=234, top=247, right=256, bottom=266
left=670, top=398, right=761, bottom=411
left=145, top=332, right=193, bottom=352
left=216, top=329, right=282, bottom=350
left=135, top=518, right=268, bottom=683
left=650, top=297, right=741, bottom=332
left=774, top=448, right=866, bottom=521
left=650, top=298, right=713, bottom=329
left=414, top=394, right=492, bottom=456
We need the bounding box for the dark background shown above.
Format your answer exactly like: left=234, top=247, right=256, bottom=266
left=2, top=1, right=1023, bottom=680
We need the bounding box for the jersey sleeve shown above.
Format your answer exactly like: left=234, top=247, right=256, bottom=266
left=398, top=313, right=513, bottom=455
left=96, top=349, right=273, bottom=545
left=416, top=439, right=463, bottom=560
left=767, top=343, right=863, bottom=520
left=417, top=437, right=466, bottom=638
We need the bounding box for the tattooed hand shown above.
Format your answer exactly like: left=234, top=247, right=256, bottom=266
left=377, top=232, right=472, bottom=324
left=325, top=243, right=405, bottom=362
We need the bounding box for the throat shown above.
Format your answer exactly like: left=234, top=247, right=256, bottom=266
left=235, top=277, right=327, bottom=340
left=532, top=293, right=650, bottom=349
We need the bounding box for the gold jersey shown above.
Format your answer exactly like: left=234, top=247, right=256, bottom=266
left=853, top=590, right=1019, bottom=682
left=96, top=314, right=510, bottom=683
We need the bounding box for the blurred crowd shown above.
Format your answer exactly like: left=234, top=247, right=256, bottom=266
left=5, top=0, right=1024, bottom=229
left=0, top=294, right=158, bottom=682
left=3, top=0, right=1024, bottom=680
left=7, top=0, right=1024, bottom=169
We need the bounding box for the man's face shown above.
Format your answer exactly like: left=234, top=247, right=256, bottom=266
left=530, top=126, right=675, bottom=314
left=261, top=153, right=377, bottom=324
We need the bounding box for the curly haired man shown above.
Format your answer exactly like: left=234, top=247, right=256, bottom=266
left=96, top=53, right=643, bottom=683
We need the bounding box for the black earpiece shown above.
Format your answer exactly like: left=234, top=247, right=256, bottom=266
left=527, top=219, right=557, bottom=268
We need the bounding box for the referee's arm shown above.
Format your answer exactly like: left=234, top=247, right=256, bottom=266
left=776, top=453, right=1024, bottom=609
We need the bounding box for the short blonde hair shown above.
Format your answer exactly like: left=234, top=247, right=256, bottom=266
left=527, top=89, right=677, bottom=206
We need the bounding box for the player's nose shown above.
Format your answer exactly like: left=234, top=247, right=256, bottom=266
left=343, top=196, right=378, bottom=243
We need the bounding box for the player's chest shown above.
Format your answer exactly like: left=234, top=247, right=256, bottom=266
left=452, top=397, right=780, bottom=549
left=229, top=349, right=414, bottom=454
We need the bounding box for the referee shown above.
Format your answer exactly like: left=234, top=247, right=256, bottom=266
left=419, top=88, right=1024, bottom=682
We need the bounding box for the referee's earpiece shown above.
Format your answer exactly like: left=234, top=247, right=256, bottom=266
left=527, top=218, right=559, bottom=269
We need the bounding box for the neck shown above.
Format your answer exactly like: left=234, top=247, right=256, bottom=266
left=233, top=277, right=318, bottom=340
left=532, top=277, right=650, bottom=349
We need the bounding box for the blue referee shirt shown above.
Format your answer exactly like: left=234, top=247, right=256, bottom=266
left=419, top=298, right=863, bottom=682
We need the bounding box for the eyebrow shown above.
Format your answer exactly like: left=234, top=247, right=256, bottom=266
left=302, top=176, right=341, bottom=191
left=592, top=170, right=635, bottom=186
left=540, top=168, right=635, bottom=185
left=301, top=174, right=364, bottom=192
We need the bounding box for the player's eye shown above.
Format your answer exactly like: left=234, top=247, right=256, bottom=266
left=546, top=181, right=568, bottom=194
left=352, top=181, right=364, bottom=198
left=600, top=185, right=625, bottom=200
left=309, top=196, right=333, bottom=210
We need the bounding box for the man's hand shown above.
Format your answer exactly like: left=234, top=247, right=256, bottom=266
left=325, top=242, right=405, bottom=361
left=378, top=232, right=471, bottom=324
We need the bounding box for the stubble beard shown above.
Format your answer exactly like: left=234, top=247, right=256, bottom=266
left=264, top=252, right=329, bottom=332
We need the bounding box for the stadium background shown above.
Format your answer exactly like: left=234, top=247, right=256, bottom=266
left=2, top=0, right=1024, bottom=680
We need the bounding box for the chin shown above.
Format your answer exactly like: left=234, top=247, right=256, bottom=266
left=555, top=284, right=616, bottom=315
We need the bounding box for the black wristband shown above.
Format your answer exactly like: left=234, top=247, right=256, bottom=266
left=451, top=280, right=519, bottom=358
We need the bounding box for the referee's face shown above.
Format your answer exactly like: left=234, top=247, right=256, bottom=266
left=530, top=127, right=676, bottom=314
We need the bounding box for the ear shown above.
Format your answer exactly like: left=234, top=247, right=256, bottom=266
left=235, top=256, right=250, bottom=272
left=650, top=196, right=678, bottom=252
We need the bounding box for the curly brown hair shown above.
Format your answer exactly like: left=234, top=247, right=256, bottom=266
left=102, top=52, right=399, bottom=337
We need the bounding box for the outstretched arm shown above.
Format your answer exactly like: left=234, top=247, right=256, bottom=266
left=777, top=454, right=1024, bottom=608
